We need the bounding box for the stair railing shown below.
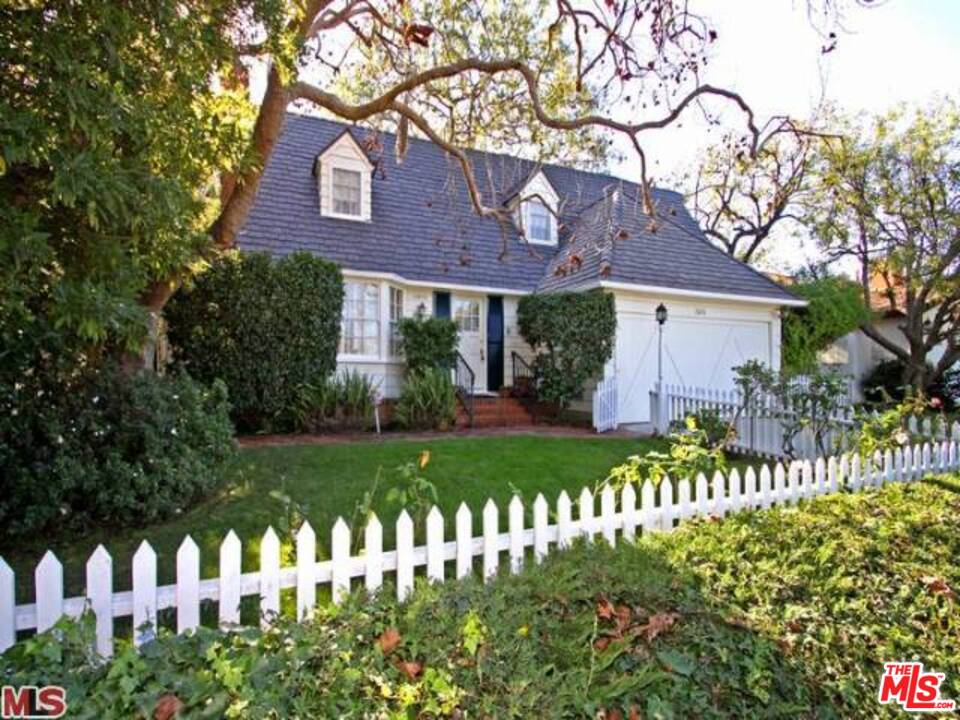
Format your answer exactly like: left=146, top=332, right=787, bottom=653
left=454, top=351, right=475, bottom=426
left=510, top=352, right=536, bottom=398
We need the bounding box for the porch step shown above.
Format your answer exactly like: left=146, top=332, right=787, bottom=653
left=457, top=395, right=536, bottom=428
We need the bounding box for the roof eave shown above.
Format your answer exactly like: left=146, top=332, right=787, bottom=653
left=595, top=280, right=808, bottom=307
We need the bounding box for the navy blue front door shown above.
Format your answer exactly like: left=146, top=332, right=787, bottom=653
left=434, top=291, right=451, bottom=319
left=486, top=296, right=504, bottom=391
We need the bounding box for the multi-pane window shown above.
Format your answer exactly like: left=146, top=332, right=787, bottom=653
left=453, top=299, right=480, bottom=332
left=389, top=286, right=404, bottom=356
left=332, top=167, right=362, bottom=216
left=341, top=282, right=379, bottom=355
left=527, top=202, right=553, bottom=243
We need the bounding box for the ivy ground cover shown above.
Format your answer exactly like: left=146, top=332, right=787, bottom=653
left=5, top=479, right=958, bottom=718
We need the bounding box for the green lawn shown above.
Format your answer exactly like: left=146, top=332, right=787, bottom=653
left=3, top=435, right=667, bottom=600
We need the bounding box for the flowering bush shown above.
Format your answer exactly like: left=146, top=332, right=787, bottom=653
left=0, top=367, right=235, bottom=538
left=605, top=416, right=727, bottom=489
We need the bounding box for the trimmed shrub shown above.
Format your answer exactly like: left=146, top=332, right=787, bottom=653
left=397, top=316, right=459, bottom=371
left=517, top=290, right=616, bottom=409
left=0, top=367, right=235, bottom=538
left=394, top=367, right=457, bottom=430
left=284, top=370, right=380, bottom=432
left=165, top=252, right=343, bottom=432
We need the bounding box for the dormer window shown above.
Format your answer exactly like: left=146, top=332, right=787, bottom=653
left=333, top=168, right=362, bottom=217
left=515, top=170, right=560, bottom=246
left=527, top=201, right=553, bottom=243
left=316, top=129, right=374, bottom=221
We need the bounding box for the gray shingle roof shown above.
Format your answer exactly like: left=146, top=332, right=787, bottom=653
left=238, top=113, right=796, bottom=303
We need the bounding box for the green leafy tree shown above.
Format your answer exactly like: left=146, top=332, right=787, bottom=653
left=808, top=100, right=960, bottom=391
left=517, top=290, right=616, bottom=411
left=781, top=274, right=870, bottom=373
left=0, top=1, right=263, bottom=372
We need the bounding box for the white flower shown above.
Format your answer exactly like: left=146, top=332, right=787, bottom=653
left=57, top=435, right=64, bottom=445
left=171, top=428, right=178, bottom=436
left=894, top=429, right=910, bottom=446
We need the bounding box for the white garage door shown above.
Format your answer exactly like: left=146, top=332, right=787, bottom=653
left=616, top=312, right=772, bottom=424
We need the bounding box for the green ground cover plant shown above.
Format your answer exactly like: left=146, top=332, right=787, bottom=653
left=4, top=480, right=957, bottom=718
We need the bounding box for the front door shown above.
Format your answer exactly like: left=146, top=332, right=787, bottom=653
left=452, top=294, right=486, bottom=392
left=486, top=296, right=504, bottom=392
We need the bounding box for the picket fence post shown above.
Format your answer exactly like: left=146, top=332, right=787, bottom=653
left=87, top=545, right=113, bottom=657
left=297, top=522, right=317, bottom=617
left=396, top=511, right=414, bottom=601
left=533, top=494, right=549, bottom=562
left=0, top=560, right=14, bottom=653
left=509, top=496, right=524, bottom=573
left=364, top=515, right=382, bottom=594
left=176, top=537, right=200, bottom=635
left=132, top=541, right=157, bottom=647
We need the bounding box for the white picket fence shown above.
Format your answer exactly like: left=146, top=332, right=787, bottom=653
left=2, top=438, right=958, bottom=658
left=649, top=383, right=960, bottom=460
left=592, top=375, right=618, bottom=432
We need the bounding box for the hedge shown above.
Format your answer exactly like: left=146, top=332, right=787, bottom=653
left=165, top=252, right=343, bottom=432
left=0, top=367, right=235, bottom=538
left=397, top=316, right=459, bottom=372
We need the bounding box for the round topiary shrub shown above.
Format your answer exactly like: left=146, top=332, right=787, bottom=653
left=165, top=252, right=344, bottom=432
left=0, top=367, right=235, bottom=538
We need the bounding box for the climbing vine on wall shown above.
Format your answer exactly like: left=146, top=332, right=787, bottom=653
left=517, top=290, right=616, bottom=410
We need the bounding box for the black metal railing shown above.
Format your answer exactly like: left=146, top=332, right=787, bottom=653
left=454, top=351, right=475, bottom=426
left=511, top=352, right=536, bottom=398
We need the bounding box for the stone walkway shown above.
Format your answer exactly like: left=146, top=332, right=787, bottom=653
left=238, top=424, right=643, bottom=448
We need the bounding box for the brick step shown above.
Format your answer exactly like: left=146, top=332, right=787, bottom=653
left=460, top=416, right=537, bottom=428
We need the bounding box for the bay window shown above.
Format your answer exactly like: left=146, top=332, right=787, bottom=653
left=341, top=281, right=380, bottom=356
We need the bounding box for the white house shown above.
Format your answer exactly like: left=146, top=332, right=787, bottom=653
left=238, top=114, right=803, bottom=428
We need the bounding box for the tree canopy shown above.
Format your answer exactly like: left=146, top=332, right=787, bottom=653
left=807, top=99, right=960, bottom=389
left=1, top=0, right=875, bottom=374
left=0, top=0, right=261, bottom=373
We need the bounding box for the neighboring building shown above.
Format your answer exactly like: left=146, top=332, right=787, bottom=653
left=238, top=114, right=802, bottom=428
left=821, top=278, right=946, bottom=399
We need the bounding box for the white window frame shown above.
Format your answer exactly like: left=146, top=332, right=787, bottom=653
left=389, top=286, right=404, bottom=357
left=453, top=298, right=481, bottom=332
left=526, top=201, right=554, bottom=244
left=331, top=167, right=363, bottom=218
left=340, top=281, right=381, bottom=358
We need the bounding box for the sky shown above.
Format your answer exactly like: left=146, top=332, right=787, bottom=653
left=615, top=0, right=960, bottom=270
left=251, top=0, right=960, bottom=272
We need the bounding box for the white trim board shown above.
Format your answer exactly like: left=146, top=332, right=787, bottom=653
left=598, top=281, right=805, bottom=308
left=338, top=270, right=805, bottom=307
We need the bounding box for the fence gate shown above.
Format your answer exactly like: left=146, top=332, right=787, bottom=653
left=593, top=376, right=618, bottom=432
